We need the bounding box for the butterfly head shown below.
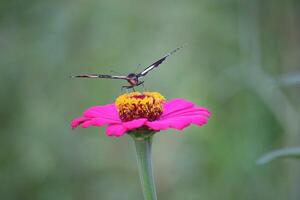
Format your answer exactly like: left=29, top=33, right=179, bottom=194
left=127, top=73, right=139, bottom=86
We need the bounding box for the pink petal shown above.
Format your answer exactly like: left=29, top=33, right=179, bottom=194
left=71, top=117, right=89, bottom=129
left=162, top=99, right=210, bottom=119
left=146, top=115, right=209, bottom=131
left=71, top=104, right=122, bottom=130
left=105, top=119, right=147, bottom=137
left=146, top=120, right=171, bottom=130
left=83, top=104, right=120, bottom=122
left=146, top=118, right=190, bottom=131
left=106, top=124, right=127, bottom=137
left=79, top=117, right=119, bottom=128
left=123, top=118, right=147, bottom=130
left=162, top=99, right=195, bottom=116
left=146, top=99, right=211, bottom=131
left=162, top=107, right=210, bottom=119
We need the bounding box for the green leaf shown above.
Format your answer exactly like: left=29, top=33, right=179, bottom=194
left=257, top=147, right=300, bottom=165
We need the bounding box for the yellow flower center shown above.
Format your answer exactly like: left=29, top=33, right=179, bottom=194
left=115, top=92, right=165, bottom=122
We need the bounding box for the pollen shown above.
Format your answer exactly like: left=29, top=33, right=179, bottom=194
left=115, top=92, right=165, bottom=122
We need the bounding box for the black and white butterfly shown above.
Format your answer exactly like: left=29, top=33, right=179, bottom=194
left=71, top=45, right=184, bottom=90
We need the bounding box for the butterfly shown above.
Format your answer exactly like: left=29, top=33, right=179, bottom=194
left=71, top=45, right=184, bottom=90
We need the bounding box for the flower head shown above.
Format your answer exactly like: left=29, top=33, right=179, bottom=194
left=71, top=92, right=211, bottom=137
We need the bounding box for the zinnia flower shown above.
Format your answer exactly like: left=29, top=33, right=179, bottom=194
left=71, top=92, right=211, bottom=137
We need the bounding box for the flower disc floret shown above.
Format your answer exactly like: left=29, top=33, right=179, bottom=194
left=115, top=92, right=165, bottom=122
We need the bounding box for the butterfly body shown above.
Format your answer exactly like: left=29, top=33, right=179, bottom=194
left=71, top=45, right=184, bottom=89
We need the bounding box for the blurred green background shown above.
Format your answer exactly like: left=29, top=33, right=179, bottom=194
left=1, top=0, right=300, bottom=199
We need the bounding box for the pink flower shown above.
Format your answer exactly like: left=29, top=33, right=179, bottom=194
left=71, top=92, right=211, bottom=137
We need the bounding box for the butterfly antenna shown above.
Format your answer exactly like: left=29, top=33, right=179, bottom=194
left=110, top=70, right=122, bottom=75
left=134, top=64, right=141, bottom=73
left=165, top=43, right=187, bottom=58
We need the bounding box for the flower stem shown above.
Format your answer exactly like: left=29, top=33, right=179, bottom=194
left=130, top=132, right=157, bottom=200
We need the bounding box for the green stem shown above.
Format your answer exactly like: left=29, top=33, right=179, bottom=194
left=130, top=132, right=157, bottom=200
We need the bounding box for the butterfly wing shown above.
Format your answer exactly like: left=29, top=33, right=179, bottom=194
left=71, top=74, right=128, bottom=80
left=137, top=45, right=184, bottom=77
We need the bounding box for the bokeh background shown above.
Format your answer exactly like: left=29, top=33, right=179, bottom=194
left=1, top=0, right=300, bottom=199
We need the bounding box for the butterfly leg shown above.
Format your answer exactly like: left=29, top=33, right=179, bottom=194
left=121, top=82, right=144, bottom=92
left=121, top=85, right=134, bottom=93
left=141, top=82, right=147, bottom=92
left=135, top=81, right=146, bottom=91
left=121, top=86, right=126, bottom=93
left=136, top=81, right=144, bottom=87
